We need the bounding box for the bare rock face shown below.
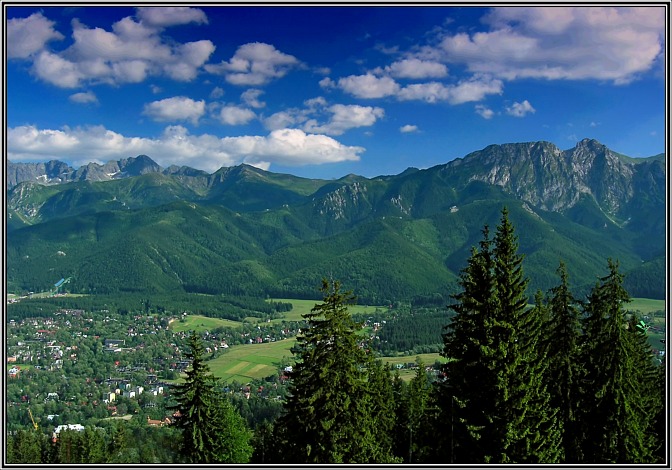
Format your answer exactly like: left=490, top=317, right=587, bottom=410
left=7, top=155, right=163, bottom=189
left=445, top=138, right=663, bottom=219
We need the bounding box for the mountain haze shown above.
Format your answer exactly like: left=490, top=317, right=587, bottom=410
left=6, top=139, right=666, bottom=302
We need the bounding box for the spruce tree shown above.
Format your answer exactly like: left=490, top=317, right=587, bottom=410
left=275, top=279, right=397, bottom=463
left=440, top=226, right=496, bottom=463
left=169, top=332, right=252, bottom=463
left=440, top=207, right=561, bottom=463
left=544, top=261, right=583, bottom=462
left=579, top=260, right=659, bottom=463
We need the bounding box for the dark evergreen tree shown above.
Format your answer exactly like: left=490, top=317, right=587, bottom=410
left=363, top=358, right=399, bottom=463
left=402, top=360, right=434, bottom=463
left=544, top=261, right=583, bottom=462
left=440, top=226, right=496, bottom=463
left=440, top=207, right=561, bottom=463
left=274, top=279, right=398, bottom=463
left=6, top=429, right=45, bottom=463
left=169, top=332, right=252, bottom=463
left=579, top=260, right=659, bottom=463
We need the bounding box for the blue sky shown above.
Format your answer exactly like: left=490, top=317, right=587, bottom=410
left=5, top=5, right=667, bottom=179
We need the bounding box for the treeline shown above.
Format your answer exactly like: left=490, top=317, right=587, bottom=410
left=6, top=209, right=666, bottom=464
left=368, top=308, right=452, bottom=356
left=6, top=293, right=292, bottom=322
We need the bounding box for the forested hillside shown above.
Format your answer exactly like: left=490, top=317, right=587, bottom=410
left=7, top=139, right=666, bottom=301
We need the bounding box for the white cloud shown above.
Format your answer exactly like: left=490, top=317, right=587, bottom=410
left=438, top=6, right=664, bottom=84
left=506, top=100, right=536, bottom=117
left=396, top=82, right=451, bottom=103
left=69, top=91, right=99, bottom=105
left=241, top=89, right=266, bottom=108
left=210, top=87, right=225, bottom=99
left=319, top=77, right=337, bottom=90
left=304, top=104, right=385, bottom=136
left=143, top=96, right=206, bottom=124
left=396, top=75, right=503, bottom=104
left=475, top=105, right=495, bottom=119
left=7, top=12, right=64, bottom=59
left=381, top=58, right=448, bottom=79
left=445, top=75, right=504, bottom=104
left=23, top=13, right=214, bottom=88
left=264, top=99, right=383, bottom=136
left=400, top=124, right=418, bottom=133
left=33, top=51, right=85, bottom=88
left=8, top=125, right=363, bottom=172
left=205, top=42, right=300, bottom=86
left=337, top=73, right=400, bottom=99
left=264, top=111, right=300, bottom=131
left=136, top=7, right=208, bottom=28
left=218, top=105, right=256, bottom=126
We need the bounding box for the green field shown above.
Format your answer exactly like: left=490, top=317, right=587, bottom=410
left=381, top=353, right=447, bottom=380
left=267, top=298, right=386, bottom=322
left=207, top=338, right=296, bottom=383
left=169, top=315, right=243, bottom=333
left=627, top=298, right=666, bottom=315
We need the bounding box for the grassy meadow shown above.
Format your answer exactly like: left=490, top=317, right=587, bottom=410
left=207, top=338, right=296, bottom=383
left=627, top=298, right=665, bottom=315
left=170, top=315, right=243, bottom=333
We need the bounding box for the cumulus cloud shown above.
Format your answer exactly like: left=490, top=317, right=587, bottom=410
left=379, top=58, right=448, bottom=79
left=336, top=74, right=400, bottom=99
left=396, top=75, right=503, bottom=104
left=136, top=7, right=208, bottom=28
left=19, top=10, right=214, bottom=88
left=438, top=6, right=664, bottom=84
left=8, top=125, right=363, bottom=172
left=506, top=100, right=536, bottom=117
left=332, top=69, right=501, bottom=104
left=218, top=105, right=256, bottom=125
left=264, top=111, right=300, bottom=131
left=69, top=91, right=99, bottom=105
left=400, top=124, right=419, bottom=133
left=475, top=104, right=495, bottom=119
left=205, top=42, right=300, bottom=86
left=33, top=51, right=84, bottom=88
left=143, top=96, right=206, bottom=124
left=210, top=87, right=225, bottom=99
left=264, top=99, right=384, bottom=136
left=304, top=104, right=385, bottom=136
left=7, top=12, right=64, bottom=59
left=241, top=89, right=266, bottom=108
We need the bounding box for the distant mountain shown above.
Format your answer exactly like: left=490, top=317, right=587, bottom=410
left=6, top=139, right=666, bottom=301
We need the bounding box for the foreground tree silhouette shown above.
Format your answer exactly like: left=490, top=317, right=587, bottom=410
left=439, top=207, right=560, bottom=463
left=169, top=332, right=252, bottom=463
left=274, top=279, right=398, bottom=463
left=543, top=262, right=584, bottom=462
left=579, top=260, right=661, bottom=463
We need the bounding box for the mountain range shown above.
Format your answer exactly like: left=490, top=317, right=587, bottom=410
left=6, top=138, right=667, bottom=302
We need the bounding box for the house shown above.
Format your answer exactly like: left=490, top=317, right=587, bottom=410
left=53, top=424, right=84, bottom=440
left=104, top=339, right=125, bottom=350
left=147, top=416, right=171, bottom=427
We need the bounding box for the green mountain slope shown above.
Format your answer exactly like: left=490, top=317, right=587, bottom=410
left=6, top=139, right=666, bottom=300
